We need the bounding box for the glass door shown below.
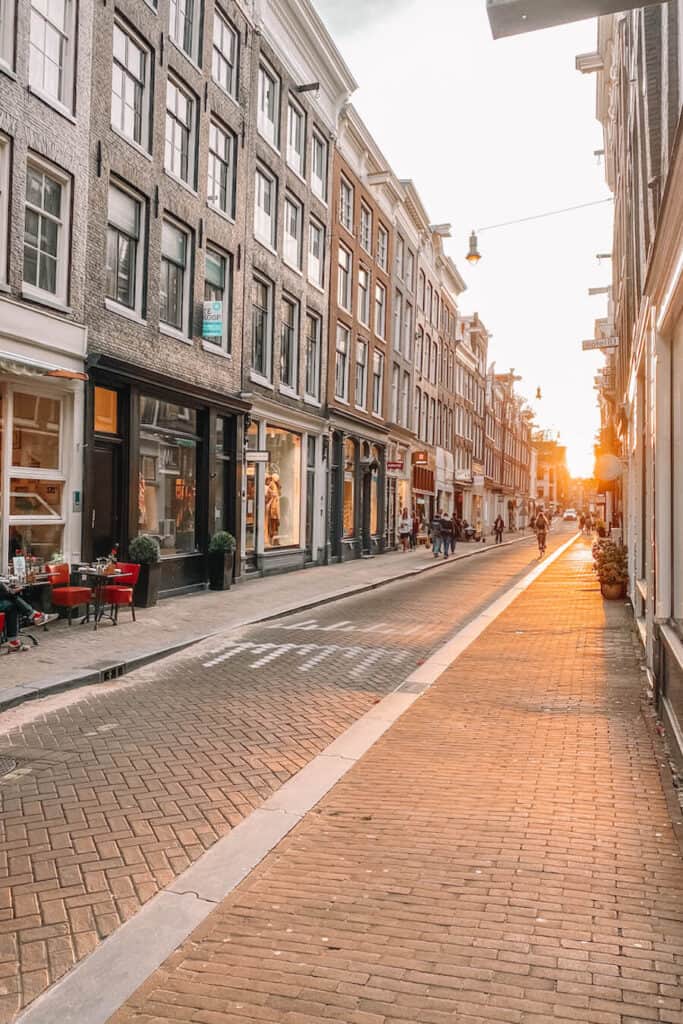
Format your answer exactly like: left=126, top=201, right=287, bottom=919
left=305, top=436, right=316, bottom=562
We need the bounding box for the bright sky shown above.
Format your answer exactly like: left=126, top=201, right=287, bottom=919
left=314, top=0, right=613, bottom=477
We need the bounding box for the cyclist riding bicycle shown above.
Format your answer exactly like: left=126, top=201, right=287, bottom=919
left=535, top=509, right=549, bottom=556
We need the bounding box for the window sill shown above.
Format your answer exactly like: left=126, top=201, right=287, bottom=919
left=257, top=130, right=281, bottom=158
left=169, top=38, right=202, bottom=74
left=143, top=0, right=157, bottom=10
left=339, top=221, right=355, bottom=241
left=201, top=340, right=231, bottom=358
left=160, top=323, right=192, bottom=344
left=20, top=288, right=72, bottom=316
left=211, top=78, right=241, bottom=110
left=28, top=85, right=76, bottom=123
left=110, top=126, right=153, bottom=162
left=206, top=201, right=236, bottom=225
left=286, top=162, right=307, bottom=186
left=0, top=61, right=17, bottom=82
left=334, top=396, right=350, bottom=406
left=308, top=279, right=325, bottom=294
left=250, top=371, right=274, bottom=390
left=0, top=282, right=10, bottom=294
left=254, top=236, right=278, bottom=257
left=105, top=298, right=147, bottom=325
left=279, top=385, right=300, bottom=399
left=283, top=260, right=303, bottom=276
left=311, top=190, right=328, bottom=208
left=303, top=395, right=321, bottom=408
left=163, top=168, right=198, bottom=197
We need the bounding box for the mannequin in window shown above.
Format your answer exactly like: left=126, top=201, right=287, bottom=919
left=265, top=473, right=281, bottom=546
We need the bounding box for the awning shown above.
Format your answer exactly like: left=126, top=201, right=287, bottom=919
left=0, top=350, right=88, bottom=381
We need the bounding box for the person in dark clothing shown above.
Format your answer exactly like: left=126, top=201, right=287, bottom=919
left=493, top=514, right=505, bottom=544
left=441, top=514, right=454, bottom=558
left=0, top=582, right=57, bottom=652
left=430, top=510, right=443, bottom=557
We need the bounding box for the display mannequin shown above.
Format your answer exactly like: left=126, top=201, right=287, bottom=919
left=265, top=473, right=281, bottom=545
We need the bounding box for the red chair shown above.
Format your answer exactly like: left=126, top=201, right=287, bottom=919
left=47, top=563, right=94, bottom=625
left=101, top=563, right=140, bottom=624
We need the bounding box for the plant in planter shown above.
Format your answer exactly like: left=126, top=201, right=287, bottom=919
left=128, top=535, right=161, bottom=608
left=595, top=540, right=628, bottom=599
left=208, top=531, right=236, bottom=591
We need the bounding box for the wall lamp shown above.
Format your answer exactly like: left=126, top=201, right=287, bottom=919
left=296, top=82, right=320, bottom=96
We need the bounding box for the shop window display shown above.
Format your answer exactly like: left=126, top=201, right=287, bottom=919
left=137, top=398, right=198, bottom=556
left=343, top=438, right=356, bottom=538
left=264, top=426, right=300, bottom=549
left=245, top=421, right=259, bottom=555
left=370, top=444, right=380, bottom=536
left=12, top=392, right=60, bottom=469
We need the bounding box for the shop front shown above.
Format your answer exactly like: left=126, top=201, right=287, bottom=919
left=84, top=356, right=249, bottom=595
left=385, top=440, right=410, bottom=550
left=329, top=417, right=387, bottom=561
left=435, top=448, right=454, bottom=516
left=454, top=468, right=473, bottom=523
left=243, top=401, right=327, bottom=576
left=0, top=297, right=87, bottom=571
left=412, top=449, right=435, bottom=539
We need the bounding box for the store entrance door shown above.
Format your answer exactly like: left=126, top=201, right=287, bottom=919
left=91, top=443, right=123, bottom=558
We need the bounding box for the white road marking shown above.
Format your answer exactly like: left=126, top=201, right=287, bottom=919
left=250, top=644, right=296, bottom=668
left=299, top=645, right=340, bottom=672
left=350, top=651, right=384, bottom=678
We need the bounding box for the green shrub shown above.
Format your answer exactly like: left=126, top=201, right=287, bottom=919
left=129, top=535, right=161, bottom=565
left=209, top=531, right=236, bottom=554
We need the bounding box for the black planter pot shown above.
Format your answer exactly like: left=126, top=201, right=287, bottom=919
left=134, top=562, right=161, bottom=608
left=208, top=550, right=234, bottom=591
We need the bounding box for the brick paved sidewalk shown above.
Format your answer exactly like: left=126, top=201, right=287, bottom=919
left=112, top=538, right=683, bottom=1024
left=4, top=531, right=534, bottom=702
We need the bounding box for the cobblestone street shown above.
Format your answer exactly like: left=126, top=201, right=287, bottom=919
left=106, top=536, right=683, bottom=1024
left=0, top=530, right=570, bottom=1021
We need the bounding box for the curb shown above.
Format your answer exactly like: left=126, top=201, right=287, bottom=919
left=1, top=531, right=545, bottom=713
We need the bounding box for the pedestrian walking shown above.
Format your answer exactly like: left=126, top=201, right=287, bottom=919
left=441, top=513, right=454, bottom=558
left=579, top=513, right=586, bottom=531
left=430, top=509, right=443, bottom=558
left=410, top=511, right=419, bottom=550
left=493, top=514, right=505, bottom=545
left=584, top=513, right=593, bottom=535
left=398, top=507, right=412, bottom=552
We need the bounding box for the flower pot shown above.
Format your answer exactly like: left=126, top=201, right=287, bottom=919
left=208, top=550, right=233, bottom=591
left=134, top=562, right=161, bottom=608
left=600, top=581, right=625, bottom=600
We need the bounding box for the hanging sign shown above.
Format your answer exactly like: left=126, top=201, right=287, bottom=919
left=202, top=301, right=223, bottom=338
left=412, top=451, right=429, bottom=466
left=387, top=461, right=404, bottom=471
left=246, top=450, right=270, bottom=464
left=582, top=337, right=619, bottom=351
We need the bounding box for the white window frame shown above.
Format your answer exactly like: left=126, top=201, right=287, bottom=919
left=374, top=281, right=386, bottom=339
left=335, top=322, right=350, bottom=402
left=165, top=75, right=197, bottom=188
left=29, top=0, right=76, bottom=113
left=169, top=0, right=201, bottom=64
left=358, top=266, right=370, bottom=327
left=23, top=154, right=71, bottom=306
left=280, top=293, right=299, bottom=392
left=337, top=244, right=352, bottom=313
left=391, top=363, right=400, bottom=423
left=393, top=289, right=402, bottom=351
left=254, top=166, right=277, bottom=250
left=286, top=99, right=305, bottom=177
left=395, top=234, right=404, bottom=278
left=403, top=301, right=413, bottom=360
left=283, top=194, right=302, bottom=271
left=339, top=177, right=353, bottom=233
left=0, top=134, right=9, bottom=285
left=377, top=224, right=388, bottom=271
left=304, top=311, right=321, bottom=401
left=204, top=245, right=232, bottom=353
left=360, top=203, right=372, bottom=253
left=0, top=0, right=16, bottom=70
left=311, top=130, right=327, bottom=201
left=355, top=339, right=367, bottom=410
left=207, top=118, right=236, bottom=218
left=159, top=216, right=191, bottom=337
left=372, top=350, right=384, bottom=416
left=105, top=178, right=146, bottom=318
left=212, top=8, right=238, bottom=99
left=111, top=20, right=151, bottom=152
left=258, top=62, right=280, bottom=149
left=251, top=273, right=273, bottom=382
left=308, top=218, right=324, bottom=289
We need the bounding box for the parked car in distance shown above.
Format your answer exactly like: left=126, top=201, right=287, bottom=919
left=563, top=509, right=578, bottom=521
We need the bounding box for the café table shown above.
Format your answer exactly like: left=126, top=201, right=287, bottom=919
left=76, top=564, right=124, bottom=630
left=0, top=572, right=52, bottom=646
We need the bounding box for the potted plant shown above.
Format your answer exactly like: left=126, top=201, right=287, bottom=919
left=208, top=531, right=236, bottom=591
left=128, top=535, right=161, bottom=608
left=594, top=539, right=628, bottom=599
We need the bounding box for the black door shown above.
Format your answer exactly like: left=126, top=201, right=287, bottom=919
left=91, top=444, right=122, bottom=558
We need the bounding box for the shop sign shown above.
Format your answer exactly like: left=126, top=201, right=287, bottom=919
left=387, top=461, right=404, bottom=471
left=412, top=451, right=429, bottom=466
left=582, top=337, right=618, bottom=351
left=454, top=469, right=473, bottom=483
left=473, top=474, right=485, bottom=489
left=246, top=449, right=270, bottom=463
left=202, top=301, right=223, bottom=338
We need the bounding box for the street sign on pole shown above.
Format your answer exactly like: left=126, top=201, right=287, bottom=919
left=582, top=337, right=619, bottom=351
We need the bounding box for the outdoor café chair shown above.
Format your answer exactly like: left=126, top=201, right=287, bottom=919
left=47, top=563, right=94, bottom=625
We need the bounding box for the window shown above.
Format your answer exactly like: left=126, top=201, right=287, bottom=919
left=0, top=0, right=15, bottom=69
left=204, top=247, right=232, bottom=351
left=415, top=325, right=423, bottom=373
left=138, top=399, right=199, bottom=557
left=355, top=340, right=367, bottom=409
left=395, top=235, right=404, bottom=278
left=112, top=22, right=150, bottom=149
left=283, top=196, right=302, bottom=270
left=391, top=364, right=399, bottom=422
left=169, top=0, right=199, bottom=62
left=374, top=281, right=386, bottom=339
left=426, top=282, right=432, bottom=320
left=337, top=245, right=352, bottom=312
left=358, top=267, right=370, bottom=326
left=372, top=351, right=384, bottom=416
left=405, top=250, right=414, bottom=290
left=212, top=10, right=238, bottom=98
left=254, top=167, right=277, bottom=249
left=264, top=426, right=301, bottom=548
left=160, top=219, right=190, bottom=333
left=433, top=293, right=440, bottom=328
left=258, top=64, right=280, bottom=148
left=29, top=0, right=74, bottom=109
left=339, top=177, right=353, bottom=232
left=343, top=438, right=356, bottom=538
left=106, top=182, right=144, bottom=314
left=0, top=135, right=9, bottom=284
left=335, top=323, right=349, bottom=401
left=311, top=131, right=327, bottom=200
left=165, top=77, right=196, bottom=186
left=308, top=219, right=324, bottom=288
left=286, top=100, right=305, bottom=176
left=305, top=312, right=321, bottom=401
left=393, top=290, right=402, bottom=351
left=403, top=301, right=413, bottom=360
left=401, top=371, right=410, bottom=427
left=23, top=158, right=70, bottom=303
left=360, top=204, right=372, bottom=252
left=377, top=224, right=388, bottom=271
left=251, top=274, right=272, bottom=380
left=280, top=294, right=299, bottom=390
left=208, top=120, right=236, bottom=217
left=418, top=269, right=425, bottom=309
left=423, top=334, right=430, bottom=378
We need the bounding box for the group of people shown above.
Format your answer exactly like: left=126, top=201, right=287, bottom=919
left=0, top=581, right=57, bottom=653
left=397, top=508, right=508, bottom=559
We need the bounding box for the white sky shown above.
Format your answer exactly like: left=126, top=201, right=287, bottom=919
left=314, top=0, right=613, bottom=477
